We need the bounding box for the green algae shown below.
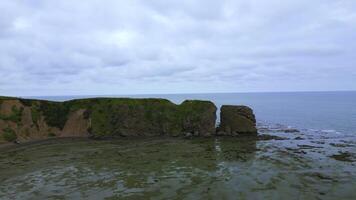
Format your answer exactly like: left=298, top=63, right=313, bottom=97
left=0, top=136, right=355, bottom=200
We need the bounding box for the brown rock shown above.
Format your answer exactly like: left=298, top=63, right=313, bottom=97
left=61, top=109, right=90, bottom=137
left=219, top=105, right=257, bottom=135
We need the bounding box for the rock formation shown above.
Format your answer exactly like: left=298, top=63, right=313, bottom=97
left=218, top=105, right=257, bottom=135
left=0, top=97, right=217, bottom=143
left=0, top=96, right=258, bottom=144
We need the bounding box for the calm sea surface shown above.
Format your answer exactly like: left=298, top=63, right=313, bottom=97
left=29, top=91, right=356, bottom=134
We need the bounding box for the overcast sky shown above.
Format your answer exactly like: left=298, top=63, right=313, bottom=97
left=1, top=0, right=355, bottom=96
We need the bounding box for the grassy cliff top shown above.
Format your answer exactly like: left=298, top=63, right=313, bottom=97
left=1, top=96, right=217, bottom=131
left=0, top=96, right=20, bottom=100
left=0, top=96, right=214, bottom=106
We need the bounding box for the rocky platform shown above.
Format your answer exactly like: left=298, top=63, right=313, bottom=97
left=0, top=96, right=256, bottom=144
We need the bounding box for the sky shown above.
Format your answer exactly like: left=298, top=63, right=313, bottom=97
left=0, top=0, right=356, bottom=96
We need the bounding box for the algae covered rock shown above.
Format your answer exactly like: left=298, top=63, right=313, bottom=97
left=81, top=98, right=217, bottom=138
left=83, top=98, right=181, bottom=138
left=1, top=96, right=259, bottom=143
left=0, top=96, right=218, bottom=142
left=219, top=105, right=257, bottom=135
left=180, top=100, right=217, bottom=137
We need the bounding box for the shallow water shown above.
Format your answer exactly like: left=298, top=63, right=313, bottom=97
left=0, top=127, right=355, bottom=200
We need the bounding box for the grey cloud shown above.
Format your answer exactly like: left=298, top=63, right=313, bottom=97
left=0, top=0, right=355, bottom=96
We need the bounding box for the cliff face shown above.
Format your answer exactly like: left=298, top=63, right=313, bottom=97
left=0, top=97, right=217, bottom=144
left=218, top=105, right=257, bottom=135
left=0, top=96, right=258, bottom=144
left=78, top=98, right=217, bottom=138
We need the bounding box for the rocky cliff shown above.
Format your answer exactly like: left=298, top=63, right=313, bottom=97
left=0, top=97, right=217, bottom=144
left=218, top=105, right=257, bottom=135
left=0, top=96, right=257, bottom=144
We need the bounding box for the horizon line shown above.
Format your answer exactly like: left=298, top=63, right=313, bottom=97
left=13, top=89, right=356, bottom=98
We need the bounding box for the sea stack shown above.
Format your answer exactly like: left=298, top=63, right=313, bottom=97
left=218, top=105, right=257, bottom=135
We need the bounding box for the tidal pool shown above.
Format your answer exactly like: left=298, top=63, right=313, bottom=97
left=0, top=128, right=355, bottom=200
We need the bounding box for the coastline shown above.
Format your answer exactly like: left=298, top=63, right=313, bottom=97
left=1, top=96, right=257, bottom=144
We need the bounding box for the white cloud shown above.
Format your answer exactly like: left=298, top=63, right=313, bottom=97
left=0, top=0, right=355, bottom=96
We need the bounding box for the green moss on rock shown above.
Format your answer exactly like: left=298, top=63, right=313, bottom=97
left=0, top=96, right=218, bottom=139
left=40, top=101, right=71, bottom=130
left=63, top=98, right=217, bottom=138
left=48, top=132, right=56, bottom=137
left=2, top=127, right=17, bottom=142
left=30, top=103, right=41, bottom=125
left=179, top=100, right=217, bottom=136
left=219, top=105, right=257, bottom=135
left=19, top=99, right=33, bottom=107
left=0, top=105, right=24, bottom=124
left=84, top=98, right=181, bottom=138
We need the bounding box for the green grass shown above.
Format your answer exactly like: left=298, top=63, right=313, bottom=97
left=0, top=96, right=17, bottom=100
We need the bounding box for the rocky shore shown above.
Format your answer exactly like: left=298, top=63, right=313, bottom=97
left=0, top=96, right=257, bottom=144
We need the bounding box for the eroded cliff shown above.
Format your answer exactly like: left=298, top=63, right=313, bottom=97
left=0, top=97, right=217, bottom=144
left=0, top=96, right=258, bottom=144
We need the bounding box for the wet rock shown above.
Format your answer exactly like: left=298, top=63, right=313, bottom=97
left=311, top=141, right=325, bottom=144
left=329, top=143, right=353, bottom=147
left=297, top=144, right=323, bottom=149
left=294, top=136, right=304, bottom=140
left=306, top=172, right=335, bottom=181
left=185, top=132, right=191, bottom=137
left=219, top=105, right=257, bottom=135
left=257, top=134, right=287, bottom=141
left=284, top=128, right=300, bottom=133
left=330, top=152, right=355, bottom=162
left=215, top=131, right=227, bottom=136
left=193, top=131, right=199, bottom=137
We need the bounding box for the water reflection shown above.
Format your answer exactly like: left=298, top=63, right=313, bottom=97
left=0, top=136, right=354, bottom=200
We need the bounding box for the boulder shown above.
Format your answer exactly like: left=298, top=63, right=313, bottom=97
left=219, top=105, right=257, bottom=135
